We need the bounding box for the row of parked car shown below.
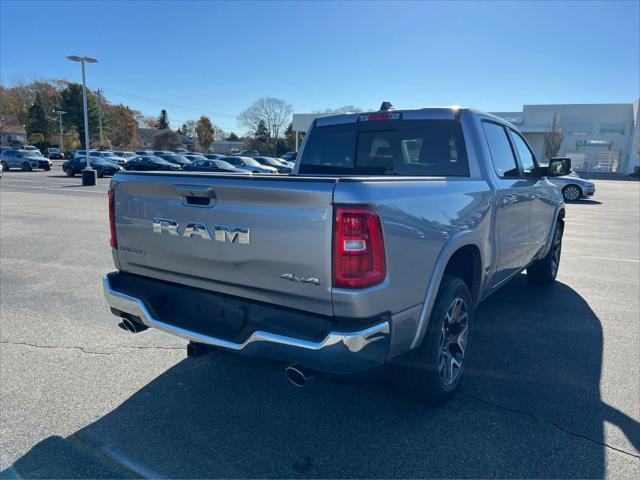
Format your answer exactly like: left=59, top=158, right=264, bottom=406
left=59, top=149, right=296, bottom=178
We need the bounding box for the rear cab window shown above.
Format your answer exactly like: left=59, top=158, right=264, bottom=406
left=299, top=117, right=469, bottom=176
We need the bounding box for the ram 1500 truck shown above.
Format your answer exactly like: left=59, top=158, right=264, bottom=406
left=103, top=105, right=570, bottom=404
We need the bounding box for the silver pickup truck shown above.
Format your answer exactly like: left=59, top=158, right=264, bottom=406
left=103, top=105, right=570, bottom=404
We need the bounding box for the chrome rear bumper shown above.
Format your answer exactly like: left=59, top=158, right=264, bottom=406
left=103, top=273, right=390, bottom=373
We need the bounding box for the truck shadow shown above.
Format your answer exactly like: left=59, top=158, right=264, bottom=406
left=3, top=277, right=638, bottom=478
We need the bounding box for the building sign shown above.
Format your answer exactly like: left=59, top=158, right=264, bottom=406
left=577, top=139, right=612, bottom=148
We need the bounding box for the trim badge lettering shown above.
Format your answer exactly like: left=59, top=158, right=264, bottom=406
left=152, top=217, right=250, bottom=245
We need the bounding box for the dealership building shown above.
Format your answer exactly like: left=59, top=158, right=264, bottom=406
left=292, top=99, right=640, bottom=175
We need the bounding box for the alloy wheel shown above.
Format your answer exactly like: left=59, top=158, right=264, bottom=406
left=563, top=185, right=581, bottom=201
left=438, top=297, right=469, bottom=388
left=551, top=226, right=562, bottom=277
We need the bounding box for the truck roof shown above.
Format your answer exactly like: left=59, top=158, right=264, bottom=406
left=312, top=105, right=519, bottom=130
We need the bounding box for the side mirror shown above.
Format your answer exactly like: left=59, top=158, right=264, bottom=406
left=546, top=157, right=571, bottom=177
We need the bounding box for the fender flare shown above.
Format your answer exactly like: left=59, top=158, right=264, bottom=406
left=538, top=205, right=565, bottom=260
left=410, top=231, right=483, bottom=349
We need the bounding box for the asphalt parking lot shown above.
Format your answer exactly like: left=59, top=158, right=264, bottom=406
left=1, top=169, right=638, bottom=479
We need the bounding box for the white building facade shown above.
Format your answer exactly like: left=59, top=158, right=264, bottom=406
left=492, top=101, right=640, bottom=175
left=293, top=100, right=640, bottom=175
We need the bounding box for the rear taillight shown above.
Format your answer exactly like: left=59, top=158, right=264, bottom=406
left=108, top=189, right=117, bottom=248
left=333, top=206, right=386, bottom=288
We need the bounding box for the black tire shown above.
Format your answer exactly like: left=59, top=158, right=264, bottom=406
left=97, top=170, right=104, bottom=178
left=44, top=166, right=51, bottom=171
left=22, top=162, right=32, bottom=172
left=562, top=184, right=582, bottom=202
left=527, top=221, right=563, bottom=285
left=0, top=161, right=8, bottom=172
left=65, top=167, right=75, bottom=177
left=402, top=275, right=473, bottom=405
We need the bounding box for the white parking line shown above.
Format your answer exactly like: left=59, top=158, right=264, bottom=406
left=566, top=255, right=640, bottom=264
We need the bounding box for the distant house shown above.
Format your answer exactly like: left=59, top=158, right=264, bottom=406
left=0, top=115, right=26, bottom=146
left=136, top=128, right=165, bottom=148
left=211, top=140, right=244, bottom=154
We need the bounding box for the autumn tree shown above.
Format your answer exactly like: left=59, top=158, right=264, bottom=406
left=196, top=115, right=215, bottom=152
left=157, top=109, right=169, bottom=129
left=109, top=104, right=137, bottom=148
left=237, top=97, right=293, bottom=151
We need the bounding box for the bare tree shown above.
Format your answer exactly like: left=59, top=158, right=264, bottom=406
left=544, top=115, right=564, bottom=160
left=237, top=97, right=293, bottom=150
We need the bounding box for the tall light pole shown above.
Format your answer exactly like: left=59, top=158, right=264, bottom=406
left=53, top=110, right=66, bottom=152
left=67, top=55, right=98, bottom=172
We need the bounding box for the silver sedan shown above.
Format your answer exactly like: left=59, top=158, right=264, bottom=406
left=548, top=171, right=596, bottom=201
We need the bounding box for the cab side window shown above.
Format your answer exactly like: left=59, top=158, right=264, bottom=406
left=482, top=122, right=519, bottom=178
left=509, top=130, right=537, bottom=176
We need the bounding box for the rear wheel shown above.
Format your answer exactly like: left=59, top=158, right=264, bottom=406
left=562, top=184, right=581, bottom=202
left=65, top=167, right=74, bottom=177
left=22, top=162, right=32, bottom=172
left=402, top=275, right=472, bottom=404
left=527, top=221, right=563, bottom=285
left=0, top=161, right=8, bottom=172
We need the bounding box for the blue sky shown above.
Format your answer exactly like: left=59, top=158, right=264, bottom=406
left=1, top=0, right=638, bottom=133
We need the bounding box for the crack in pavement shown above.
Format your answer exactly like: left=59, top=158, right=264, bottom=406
left=460, top=392, right=640, bottom=460
left=0, top=340, right=185, bottom=356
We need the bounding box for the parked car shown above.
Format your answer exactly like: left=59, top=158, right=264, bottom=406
left=47, top=148, right=64, bottom=160
left=181, top=154, right=208, bottom=162
left=203, top=154, right=223, bottom=160
left=98, top=151, right=128, bottom=165
left=255, top=156, right=292, bottom=174
left=103, top=104, right=571, bottom=404
left=231, top=149, right=259, bottom=158
left=182, top=159, right=243, bottom=173
left=0, top=149, right=49, bottom=171
left=546, top=158, right=596, bottom=201
left=124, top=156, right=181, bottom=171
left=156, top=153, right=192, bottom=167
left=22, top=145, right=42, bottom=155
left=281, top=151, right=297, bottom=162
left=111, top=151, right=136, bottom=160
left=63, top=157, right=123, bottom=177
left=220, top=155, right=278, bottom=173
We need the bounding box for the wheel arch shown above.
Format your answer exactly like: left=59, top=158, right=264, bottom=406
left=410, top=234, right=484, bottom=350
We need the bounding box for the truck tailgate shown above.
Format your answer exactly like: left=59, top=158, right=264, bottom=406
left=112, top=173, right=337, bottom=316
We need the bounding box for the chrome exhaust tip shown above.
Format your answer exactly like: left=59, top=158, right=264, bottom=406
left=119, top=317, right=147, bottom=333
left=285, top=364, right=312, bottom=388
